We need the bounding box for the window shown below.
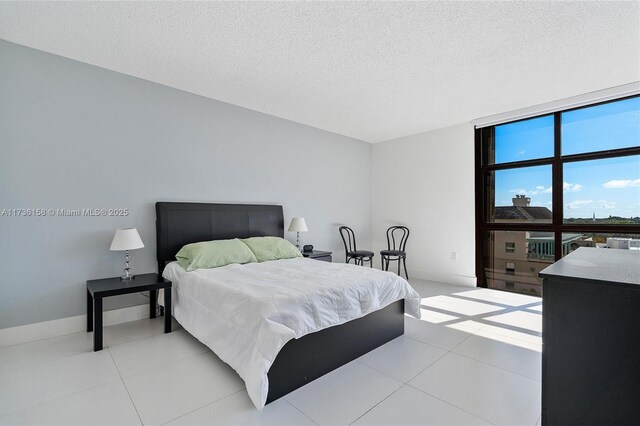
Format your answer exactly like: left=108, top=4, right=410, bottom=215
left=506, top=262, right=515, bottom=275
left=492, top=115, right=554, bottom=163
left=489, top=165, right=553, bottom=223
left=485, top=231, right=552, bottom=294
left=562, top=233, right=640, bottom=255
left=563, top=156, right=640, bottom=223
left=562, top=97, right=640, bottom=155
left=476, top=96, right=640, bottom=296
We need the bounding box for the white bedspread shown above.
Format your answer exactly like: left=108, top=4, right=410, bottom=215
left=162, top=257, right=421, bottom=409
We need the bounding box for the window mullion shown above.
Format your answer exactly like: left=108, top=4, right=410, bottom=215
left=553, top=112, right=563, bottom=261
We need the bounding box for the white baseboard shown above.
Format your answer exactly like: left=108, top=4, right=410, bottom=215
left=369, top=264, right=477, bottom=287
left=410, top=268, right=477, bottom=287
left=0, top=304, right=149, bottom=348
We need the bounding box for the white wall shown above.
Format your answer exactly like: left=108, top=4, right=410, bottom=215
left=372, top=123, right=476, bottom=286
left=0, top=40, right=372, bottom=329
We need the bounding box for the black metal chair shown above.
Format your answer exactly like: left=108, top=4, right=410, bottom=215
left=380, top=226, right=409, bottom=279
left=339, top=226, right=374, bottom=267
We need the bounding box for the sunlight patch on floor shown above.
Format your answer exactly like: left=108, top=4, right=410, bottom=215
left=445, top=320, right=486, bottom=334
left=471, top=321, right=543, bottom=348
left=453, top=288, right=540, bottom=307
left=484, top=311, right=542, bottom=334
left=421, top=295, right=503, bottom=316
left=528, top=304, right=543, bottom=312
left=408, top=284, right=543, bottom=353
left=417, top=308, right=459, bottom=324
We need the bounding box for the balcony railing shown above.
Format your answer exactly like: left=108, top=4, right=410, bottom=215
left=527, top=252, right=555, bottom=261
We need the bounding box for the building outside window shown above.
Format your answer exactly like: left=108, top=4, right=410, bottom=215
left=476, top=96, right=640, bottom=296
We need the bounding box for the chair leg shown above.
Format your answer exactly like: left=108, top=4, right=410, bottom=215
left=397, top=259, right=401, bottom=275
left=370, top=256, right=373, bottom=268
left=403, top=257, right=409, bottom=280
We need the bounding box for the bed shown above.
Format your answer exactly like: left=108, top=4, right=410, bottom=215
left=156, top=202, right=420, bottom=409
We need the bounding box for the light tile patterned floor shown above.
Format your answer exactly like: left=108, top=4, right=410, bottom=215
left=0, top=280, right=542, bottom=425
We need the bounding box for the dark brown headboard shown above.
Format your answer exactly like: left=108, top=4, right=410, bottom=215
left=155, top=202, right=284, bottom=273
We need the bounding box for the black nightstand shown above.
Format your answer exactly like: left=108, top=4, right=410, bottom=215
left=302, top=250, right=332, bottom=262
left=86, top=273, right=172, bottom=351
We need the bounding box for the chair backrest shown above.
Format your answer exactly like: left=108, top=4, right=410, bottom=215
left=339, top=226, right=357, bottom=253
left=386, top=226, right=410, bottom=252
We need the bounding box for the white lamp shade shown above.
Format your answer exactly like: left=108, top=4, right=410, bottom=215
left=288, top=218, right=308, bottom=233
left=109, top=228, right=144, bottom=251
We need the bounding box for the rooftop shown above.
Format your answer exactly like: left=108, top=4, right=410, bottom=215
left=495, top=206, right=552, bottom=221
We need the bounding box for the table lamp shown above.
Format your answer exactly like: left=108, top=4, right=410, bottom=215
left=288, top=218, right=308, bottom=251
left=110, top=228, right=144, bottom=280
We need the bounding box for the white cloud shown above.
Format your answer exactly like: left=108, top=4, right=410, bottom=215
left=602, top=178, right=640, bottom=189
left=509, top=185, right=552, bottom=196
left=529, top=186, right=552, bottom=195
left=566, top=199, right=593, bottom=209
left=528, top=185, right=552, bottom=195
left=563, top=182, right=583, bottom=192
left=598, top=200, right=616, bottom=209
left=513, top=185, right=552, bottom=196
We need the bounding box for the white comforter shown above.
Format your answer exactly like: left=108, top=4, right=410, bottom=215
left=162, top=257, right=421, bottom=409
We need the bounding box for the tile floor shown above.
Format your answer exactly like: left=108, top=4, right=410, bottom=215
left=0, top=280, right=542, bottom=425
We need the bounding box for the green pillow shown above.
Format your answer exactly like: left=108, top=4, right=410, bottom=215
left=241, top=236, right=302, bottom=262
left=176, top=238, right=257, bottom=271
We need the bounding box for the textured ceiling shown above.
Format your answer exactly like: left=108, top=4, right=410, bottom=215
left=0, top=1, right=638, bottom=143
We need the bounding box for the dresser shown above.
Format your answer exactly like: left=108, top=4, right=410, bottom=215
left=539, top=247, right=640, bottom=425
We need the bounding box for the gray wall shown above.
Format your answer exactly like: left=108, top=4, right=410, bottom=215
left=0, top=40, right=373, bottom=329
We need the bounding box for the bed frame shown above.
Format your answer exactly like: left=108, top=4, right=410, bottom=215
left=156, top=201, right=405, bottom=403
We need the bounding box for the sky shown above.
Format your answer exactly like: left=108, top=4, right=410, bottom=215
left=493, top=97, right=640, bottom=219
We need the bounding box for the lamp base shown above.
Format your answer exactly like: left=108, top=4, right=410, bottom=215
left=120, top=250, right=134, bottom=280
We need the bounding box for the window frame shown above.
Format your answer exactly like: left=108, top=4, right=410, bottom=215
left=475, top=95, right=640, bottom=289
